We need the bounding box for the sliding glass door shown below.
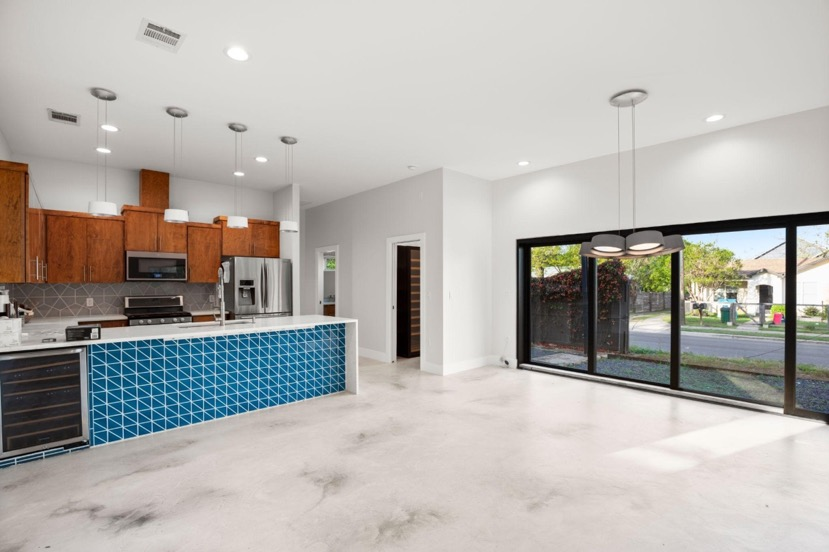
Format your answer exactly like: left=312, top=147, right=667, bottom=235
left=595, top=257, right=671, bottom=385
left=528, top=245, right=587, bottom=370
left=679, top=229, right=786, bottom=406
left=517, top=211, right=829, bottom=421
left=795, top=224, right=829, bottom=415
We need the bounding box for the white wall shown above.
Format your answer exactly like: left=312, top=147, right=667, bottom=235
left=302, top=169, right=444, bottom=367
left=17, top=154, right=138, bottom=212
left=170, top=176, right=274, bottom=223
left=798, top=261, right=829, bottom=305
left=492, top=107, right=829, bottom=365
left=0, top=127, right=12, bottom=160
left=442, top=169, right=493, bottom=373
left=274, top=184, right=301, bottom=313
left=14, top=154, right=277, bottom=223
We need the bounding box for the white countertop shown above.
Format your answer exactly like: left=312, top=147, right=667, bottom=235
left=1, top=315, right=356, bottom=354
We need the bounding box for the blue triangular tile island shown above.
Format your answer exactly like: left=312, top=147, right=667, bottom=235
left=0, top=316, right=358, bottom=466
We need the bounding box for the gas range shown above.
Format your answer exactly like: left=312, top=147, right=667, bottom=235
left=124, top=295, right=193, bottom=327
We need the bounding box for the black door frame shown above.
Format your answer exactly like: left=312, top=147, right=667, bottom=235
left=517, top=210, right=829, bottom=422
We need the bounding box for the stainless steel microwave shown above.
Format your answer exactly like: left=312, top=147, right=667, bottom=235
left=126, top=251, right=188, bottom=281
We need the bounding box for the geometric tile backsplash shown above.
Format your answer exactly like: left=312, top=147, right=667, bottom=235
left=87, top=324, right=346, bottom=446
left=5, top=281, right=216, bottom=318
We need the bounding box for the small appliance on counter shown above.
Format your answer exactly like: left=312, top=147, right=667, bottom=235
left=65, top=324, right=101, bottom=341
left=124, top=295, right=193, bottom=326
left=222, top=257, right=292, bottom=319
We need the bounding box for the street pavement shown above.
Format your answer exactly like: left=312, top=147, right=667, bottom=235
left=629, top=317, right=829, bottom=368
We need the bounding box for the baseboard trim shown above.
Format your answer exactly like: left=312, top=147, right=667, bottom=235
left=359, top=347, right=387, bottom=362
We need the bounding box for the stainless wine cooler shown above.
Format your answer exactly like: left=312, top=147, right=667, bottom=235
left=0, top=347, right=89, bottom=459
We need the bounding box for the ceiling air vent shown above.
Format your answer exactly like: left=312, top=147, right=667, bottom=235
left=47, top=109, right=80, bottom=126
left=136, top=18, right=185, bottom=52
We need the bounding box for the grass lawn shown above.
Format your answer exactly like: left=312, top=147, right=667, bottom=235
left=673, top=313, right=752, bottom=327
left=762, top=320, right=829, bottom=335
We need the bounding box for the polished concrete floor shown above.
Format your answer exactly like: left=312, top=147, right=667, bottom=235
left=2, top=359, right=828, bottom=551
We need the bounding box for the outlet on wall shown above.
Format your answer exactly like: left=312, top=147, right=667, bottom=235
left=209, top=295, right=215, bottom=303
left=86, top=298, right=94, bottom=307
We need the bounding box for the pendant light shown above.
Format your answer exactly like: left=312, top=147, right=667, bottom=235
left=89, top=88, right=118, bottom=217
left=227, top=123, right=248, bottom=229
left=279, top=136, right=299, bottom=233
left=163, top=107, right=190, bottom=224
left=581, top=89, right=684, bottom=259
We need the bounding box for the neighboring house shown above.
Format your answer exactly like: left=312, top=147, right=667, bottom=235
left=738, top=258, right=786, bottom=314
left=738, top=247, right=829, bottom=314
left=796, top=256, right=829, bottom=306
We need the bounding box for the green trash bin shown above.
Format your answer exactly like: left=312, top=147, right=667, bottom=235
left=720, top=306, right=730, bottom=323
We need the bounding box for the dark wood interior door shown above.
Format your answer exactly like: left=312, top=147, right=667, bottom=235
left=396, top=245, right=421, bottom=358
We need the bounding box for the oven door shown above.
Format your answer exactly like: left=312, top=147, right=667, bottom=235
left=126, top=251, right=187, bottom=281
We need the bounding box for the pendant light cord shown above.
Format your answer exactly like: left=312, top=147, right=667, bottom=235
left=95, top=98, right=101, bottom=201
left=617, top=105, right=621, bottom=236
left=631, top=103, right=636, bottom=232
left=285, top=141, right=294, bottom=220
left=172, top=116, right=177, bottom=178
left=234, top=131, right=239, bottom=216
left=104, top=101, right=109, bottom=202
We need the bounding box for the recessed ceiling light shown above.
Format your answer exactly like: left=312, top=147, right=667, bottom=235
left=407, top=165, right=418, bottom=170
left=705, top=114, right=725, bottom=123
left=255, top=156, right=268, bottom=163
left=517, top=160, right=530, bottom=166
left=225, top=46, right=249, bottom=61
left=96, top=147, right=111, bottom=154
left=101, top=124, right=119, bottom=132
left=233, top=170, right=245, bottom=177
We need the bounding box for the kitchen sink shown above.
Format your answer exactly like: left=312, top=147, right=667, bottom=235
left=177, top=319, right=254, bottom=328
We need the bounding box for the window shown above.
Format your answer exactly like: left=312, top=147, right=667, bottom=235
left=518, top=211, right=829, bottom=421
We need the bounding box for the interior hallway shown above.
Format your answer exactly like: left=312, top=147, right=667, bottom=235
left=1, top=359, right=827, bottom=551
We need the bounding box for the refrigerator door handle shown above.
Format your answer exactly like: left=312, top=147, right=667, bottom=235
left=263, top=262, right=269, bottom=312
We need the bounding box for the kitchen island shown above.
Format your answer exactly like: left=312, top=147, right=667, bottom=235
left=0, top=315, right=357, bottom=462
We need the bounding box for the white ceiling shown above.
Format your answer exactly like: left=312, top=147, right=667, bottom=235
left=1, top=0, right=827, bottom=207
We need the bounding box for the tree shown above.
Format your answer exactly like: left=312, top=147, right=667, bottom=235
left=622, top=256, right=671, bottom=292
left=798, top=228, right=829, bottom=258
left=682, top=241, right=742, bottom=302
left=531, top=245, right=581, bottom=277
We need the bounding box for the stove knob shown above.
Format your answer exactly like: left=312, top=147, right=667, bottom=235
left=172, top=317, right=179, bottom=323
left=138, top=320, right=145, bottom=325
left=160, top=318, right=166, bottom=324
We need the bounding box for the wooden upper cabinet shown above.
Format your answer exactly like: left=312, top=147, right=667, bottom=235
left=214, top=216, right=252, bottom=256
left=158, top=219, right=187, bottom=252
left=187, top=224, right=221, bottom=283
left=45, top=214, right=87, bottom=283
left=252, top=222, right=280, bottom=257
left=124, top=209, right=157, bottom=251
left=139, top=170, right=170, bottom=209
left=27, top=208, right=46, bottom=283
left=122, top=206, right=187, bottom=253
left=44, top=211, right=124, bottom=283
left=213, top=216, right=279, bottom=257
left=0, top=161, right=28, bottom=283
left=86, top=218, right=124, bottom=282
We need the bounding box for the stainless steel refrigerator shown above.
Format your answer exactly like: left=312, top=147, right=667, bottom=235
left=221, top=257, right=292, bottom=318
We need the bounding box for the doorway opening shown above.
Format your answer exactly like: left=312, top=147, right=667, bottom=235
left=387, top=234, right=426, bottom=369
left=396, top=245, right=421, bottom=359
left=316, top=245, right=338, bottom=316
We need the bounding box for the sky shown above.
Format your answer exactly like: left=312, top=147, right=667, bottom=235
left=687, top=225, right=829, bottom=259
